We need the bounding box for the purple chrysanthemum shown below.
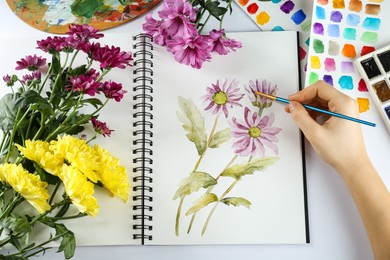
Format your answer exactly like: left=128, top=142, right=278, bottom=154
left=15, top=54, right=47, bottom=71
left=245, top=79, right=278, bottom=110
left=37, top=36, right=66, bottom=53
left=67, top=24, right=104, bottom=41
left=99, top=80, right=127, bottom=102
left=91, top=117, right=113, bottom=137
left=142, top=14, right=168, bottom=46
left=203, top=79, right=244, bottom=118
left=231, top=107, right=281, bottom=157
left=91, top=45, right=133, bottom=69
left=68, top=74, right=100, bottom=96
left=209, top=29, right=242, bottom=55
left=167, top=35, right=212, bottom=69
left=22, top=71, right=41, bottom=84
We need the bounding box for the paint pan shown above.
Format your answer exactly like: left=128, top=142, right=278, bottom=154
left=355, top=44, right=390, bottom=133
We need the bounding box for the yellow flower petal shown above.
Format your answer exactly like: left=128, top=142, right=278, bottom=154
left=0, top=163, right=51, bottom=213
left=58, top=164, right=99, bottom=217
left=51, top=135, right=101, bottom=183
left=93, top=145, right=130, bottom=202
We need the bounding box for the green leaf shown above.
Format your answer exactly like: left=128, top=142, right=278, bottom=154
left=208, top=128, right=231, bottom=148
left=220, top=197, right=251, bottom=209
left=68, top=65, right=87, bottom=77
left=0, top=93, right=23, bottom=131
left=0, top=254, right=28, bottom=260
left=81, top=98, right=103, bottom=109
left=185, top=193, right=218, bottom=216
left=221, top=157, right=279, bottom=180
left=2, top=214, right=32, bottom=236
left=51, top=53, right=62, bottom=74
left=205, top=1, right=227, bottom=20
left=55, top=224, right=76, bottom=259
left=21, top=90, right=53, bottom=115
left=173, top=171, right=217, bottom=200
left=177, top=97, right=207, bottom=156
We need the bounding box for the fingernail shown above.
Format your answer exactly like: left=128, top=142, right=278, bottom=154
left=289, top=101, right=297, bottom=111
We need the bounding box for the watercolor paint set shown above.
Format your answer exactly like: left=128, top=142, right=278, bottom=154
left=355, top=45, right=390, bottom=133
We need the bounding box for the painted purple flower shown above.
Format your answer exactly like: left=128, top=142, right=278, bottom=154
left=91, top=117, right=113, bottom=137
left=22, top=71, right=41, bottom=84
left=167, top=35, right=212, bottom=69
left=37, top=36, right=66, bottom=53
left=68, top=74, right=100, bottom=96
left=203, top=79, right=244, bottom=118
left=142, top=14, right=168, bottom=46
left=15, top=55, right=47, bottom=71
left=67, top=24, right=104, bottom=41
left=99, top=80, right=127, bottom=102
left=209, top=29, right=242, bottom=55
left=91, top=45, right=133, bottom=69
left=245, top=79, right=278, bottom=111
left=231, top=107, right=282, bottom=157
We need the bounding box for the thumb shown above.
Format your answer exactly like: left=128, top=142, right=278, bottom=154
left=288, top=101, right=321, bottom=141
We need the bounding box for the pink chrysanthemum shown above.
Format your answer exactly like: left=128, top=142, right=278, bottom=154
left=91, top=45, right=133, bottom=69
left=231, top=107, right=282, bottom=157
left=91, top=117, right=113, bottom=137
left=209, top=29, right=242, bottom=55
left=203, top=79, right=244, bottom=118
left=99, top=80, right=127, bottom=102
left=245, top=79, right=278, bottom=110
left=167, top=35, right=212, bottom=69
left=15, top=54, right=47, bottom=71
left=68, top=74, right=100, bottom=96
left=142, top=14, right=168, bottom=46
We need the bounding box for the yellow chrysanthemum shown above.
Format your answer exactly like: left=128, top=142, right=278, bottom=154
left=50, top=135, right=101, bottom=183
left=16, top=140, right=64, bottom=176
left=93, top=145, right=130, bottom=202
left=0, top=163, right=51, bottom=213
left=58, top=164, right=99, bottom=217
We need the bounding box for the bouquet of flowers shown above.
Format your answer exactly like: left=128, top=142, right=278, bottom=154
left=0, top=24, right=132, bottom=259
left=143, top=0, right=242, bottom=69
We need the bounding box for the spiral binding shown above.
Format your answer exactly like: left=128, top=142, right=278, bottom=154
left=132, top=33, right=154, bottom=244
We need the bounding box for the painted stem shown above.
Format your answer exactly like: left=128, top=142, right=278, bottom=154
left=202, top=179, right=239, bottom=236
left=175, top=198, right=184, bottom=236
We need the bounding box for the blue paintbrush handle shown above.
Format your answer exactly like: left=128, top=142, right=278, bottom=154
left=276, top=97, right=376, bottom=127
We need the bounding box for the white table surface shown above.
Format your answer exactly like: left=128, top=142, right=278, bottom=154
left=0, top=1, right=387, bottom=259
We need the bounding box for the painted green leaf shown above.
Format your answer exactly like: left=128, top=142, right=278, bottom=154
left=208, top=128, right=231, bottom=148
left=220, top=197, right=251, bottom=209
left=173, top=172, right=217, bottom=200
left=221, top=157, right=279, bottom=180
left=70, top=0, right=105, bottom=19
left=177, top=97, right=207, bottom=155
left=185, top=193, right=218, bottom=216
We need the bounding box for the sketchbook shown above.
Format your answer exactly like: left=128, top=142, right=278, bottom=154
left=0, top=31, right=308, bottom=246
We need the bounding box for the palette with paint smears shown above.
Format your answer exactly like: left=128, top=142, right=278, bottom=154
left=355, top=45, right=390, bottom=133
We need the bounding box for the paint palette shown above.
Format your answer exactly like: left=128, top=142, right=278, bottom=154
left=355, top=45, right=390, bottom=133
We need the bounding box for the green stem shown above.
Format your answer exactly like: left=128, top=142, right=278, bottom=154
left=49, top=182, right=61, bottom=205
left=48, top=212, right=87, bottom=221
left=39, top=63, right=53, bottom=93
left=175, top=198, right=184, bottom=236
left=0, top=194, right=23, bottom=220
left=206, top=154, right=238, bottom=194
left=198, top=14, right=211, bottom=34
left=219, top=0, right=234, bottom=30
left=201, top=179, right=239, bottom=236
left=187, top=213, right=196, bottom=234
left=22, top=232, right=70, bottom=258
left=0, top=131, right=9, bottom=153
left=32, top=113, right=45, bottom=141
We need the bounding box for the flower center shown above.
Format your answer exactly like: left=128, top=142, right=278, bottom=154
left=213, top=91, right=228, bottom=105
left=248, top=126, right=262, bottom=138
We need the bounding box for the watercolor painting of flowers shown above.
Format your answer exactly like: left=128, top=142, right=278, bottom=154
left=174, top=78, right=281, bottom=236
left=0, top=24, right=131, bottom=259
left=143, top=0, right=242, bottom=69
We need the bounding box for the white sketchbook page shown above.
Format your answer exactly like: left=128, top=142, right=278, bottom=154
left=149, top=31, right=307, bottom=244
left=0, top=35, right=138, bottom=246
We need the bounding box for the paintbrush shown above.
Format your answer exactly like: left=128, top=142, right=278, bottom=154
left=254, top=91, right=376, bottom=127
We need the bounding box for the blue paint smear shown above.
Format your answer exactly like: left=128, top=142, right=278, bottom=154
left=328, top=24, right=340, bottom=37
left=316, top=6, right=326, bottom=20
left=347, top=14, right=360, bottom=27
left=305, top=37, right=310, bottom=46
left=343, top=28, right=356, bottom=40
left=362, top=17, right=381, bottom=31
left=338, top=76, right=354, bottom=90
left=323, top=75, right=334, bottom=86
left=272, top=0, right=282, bottom=3
left=57, top=19, right=64, bottom=26
left=291, top=10, right=306, bottom=25
left=272, top=26, right=285, bottom=31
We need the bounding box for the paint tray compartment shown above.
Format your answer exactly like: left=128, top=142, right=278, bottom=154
left=355, top=45, right=390, bottom=133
